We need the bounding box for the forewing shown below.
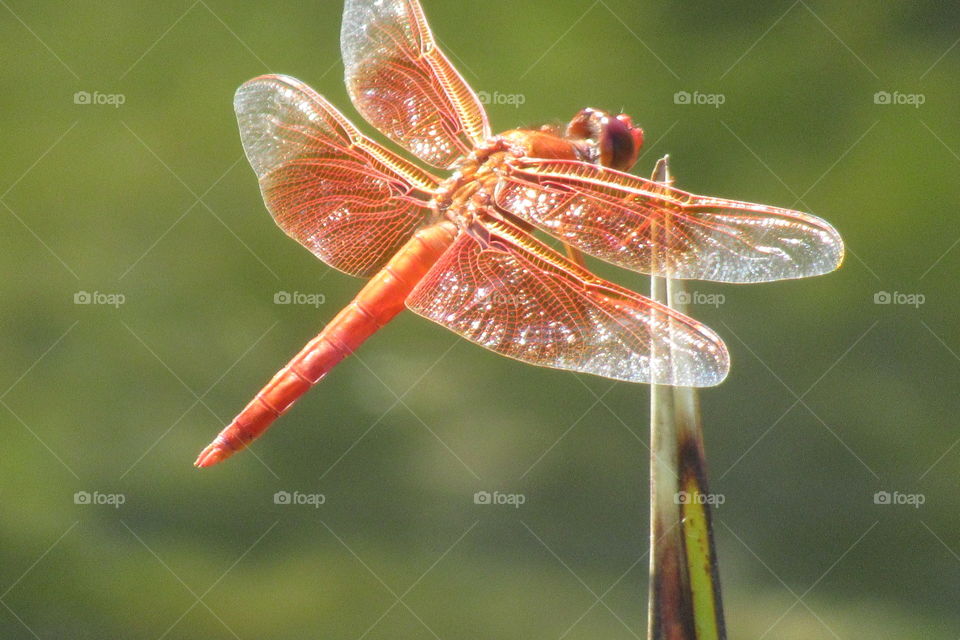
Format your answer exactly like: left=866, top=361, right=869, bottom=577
left=341, top=0, right=491, bottom=169
left=405, top=214, right=729, bottom=387
left=495, top=158, right=844, bottom=283
left=234, top=74, right=439, bottom=277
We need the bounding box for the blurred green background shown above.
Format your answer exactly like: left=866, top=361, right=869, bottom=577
left=2, top=1, right=958, bottom=638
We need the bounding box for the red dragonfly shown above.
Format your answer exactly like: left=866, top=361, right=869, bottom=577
left=195, top=0, right=843, bottom=468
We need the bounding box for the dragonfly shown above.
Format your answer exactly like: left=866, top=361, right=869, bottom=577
left=195, top=0, right=843, bottom=468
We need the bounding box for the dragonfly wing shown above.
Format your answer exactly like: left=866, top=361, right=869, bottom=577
left=235, top=74, right=439, bottom=277
left=341, top=0, right=491, bottom=168
left=405, top=213, right=729, bottom=387
left=495, top=158, right=844, bottom=283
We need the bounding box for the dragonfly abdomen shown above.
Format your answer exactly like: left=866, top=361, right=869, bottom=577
left=194, top=221, right=457, bottom=468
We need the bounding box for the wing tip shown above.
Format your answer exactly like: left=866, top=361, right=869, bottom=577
left=687, top=331, right=731, bottom=388
left=794, top=211, right=846, bottom=279
left=692, top=358, right=730, bottom=388
left=234, top=74, right=300, bottom=123
left=235, top=74, right=305, bottom=101
left=233, top=74, right=336, bottom=180
left=663, top=305, right=730, bottom=388
left=792, top=222, right=845, bottom=281
left=829, top=225, right=846, bottom=272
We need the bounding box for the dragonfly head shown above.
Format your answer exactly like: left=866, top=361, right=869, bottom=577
left=565, top=108, right=644, bottom=172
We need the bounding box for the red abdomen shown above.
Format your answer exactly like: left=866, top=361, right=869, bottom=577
left=195, top=221, right=457, bottom=468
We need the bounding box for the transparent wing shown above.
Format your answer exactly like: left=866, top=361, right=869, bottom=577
left=234, top=74, right=440, bottom=277
left=495, top=158, right=844, bottom=283
left=341, top=0, right=491, bottom=169
left=406, top=212, right=729, bottom=387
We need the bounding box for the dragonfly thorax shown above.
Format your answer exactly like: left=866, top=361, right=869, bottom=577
left=432, top=138, right=517, bottom=225
left=433, top=114, right=644, bottom=228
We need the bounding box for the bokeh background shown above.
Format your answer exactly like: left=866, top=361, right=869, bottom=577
left=2, top=1, right=958, bottom=638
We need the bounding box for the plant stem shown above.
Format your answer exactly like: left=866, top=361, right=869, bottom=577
left=647, top=156, right=727, bottom=640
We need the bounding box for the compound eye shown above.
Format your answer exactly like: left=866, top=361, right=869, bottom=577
left=565, top=108, right=643, bottom=170
left=603, top=115, right=641, bottom=171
